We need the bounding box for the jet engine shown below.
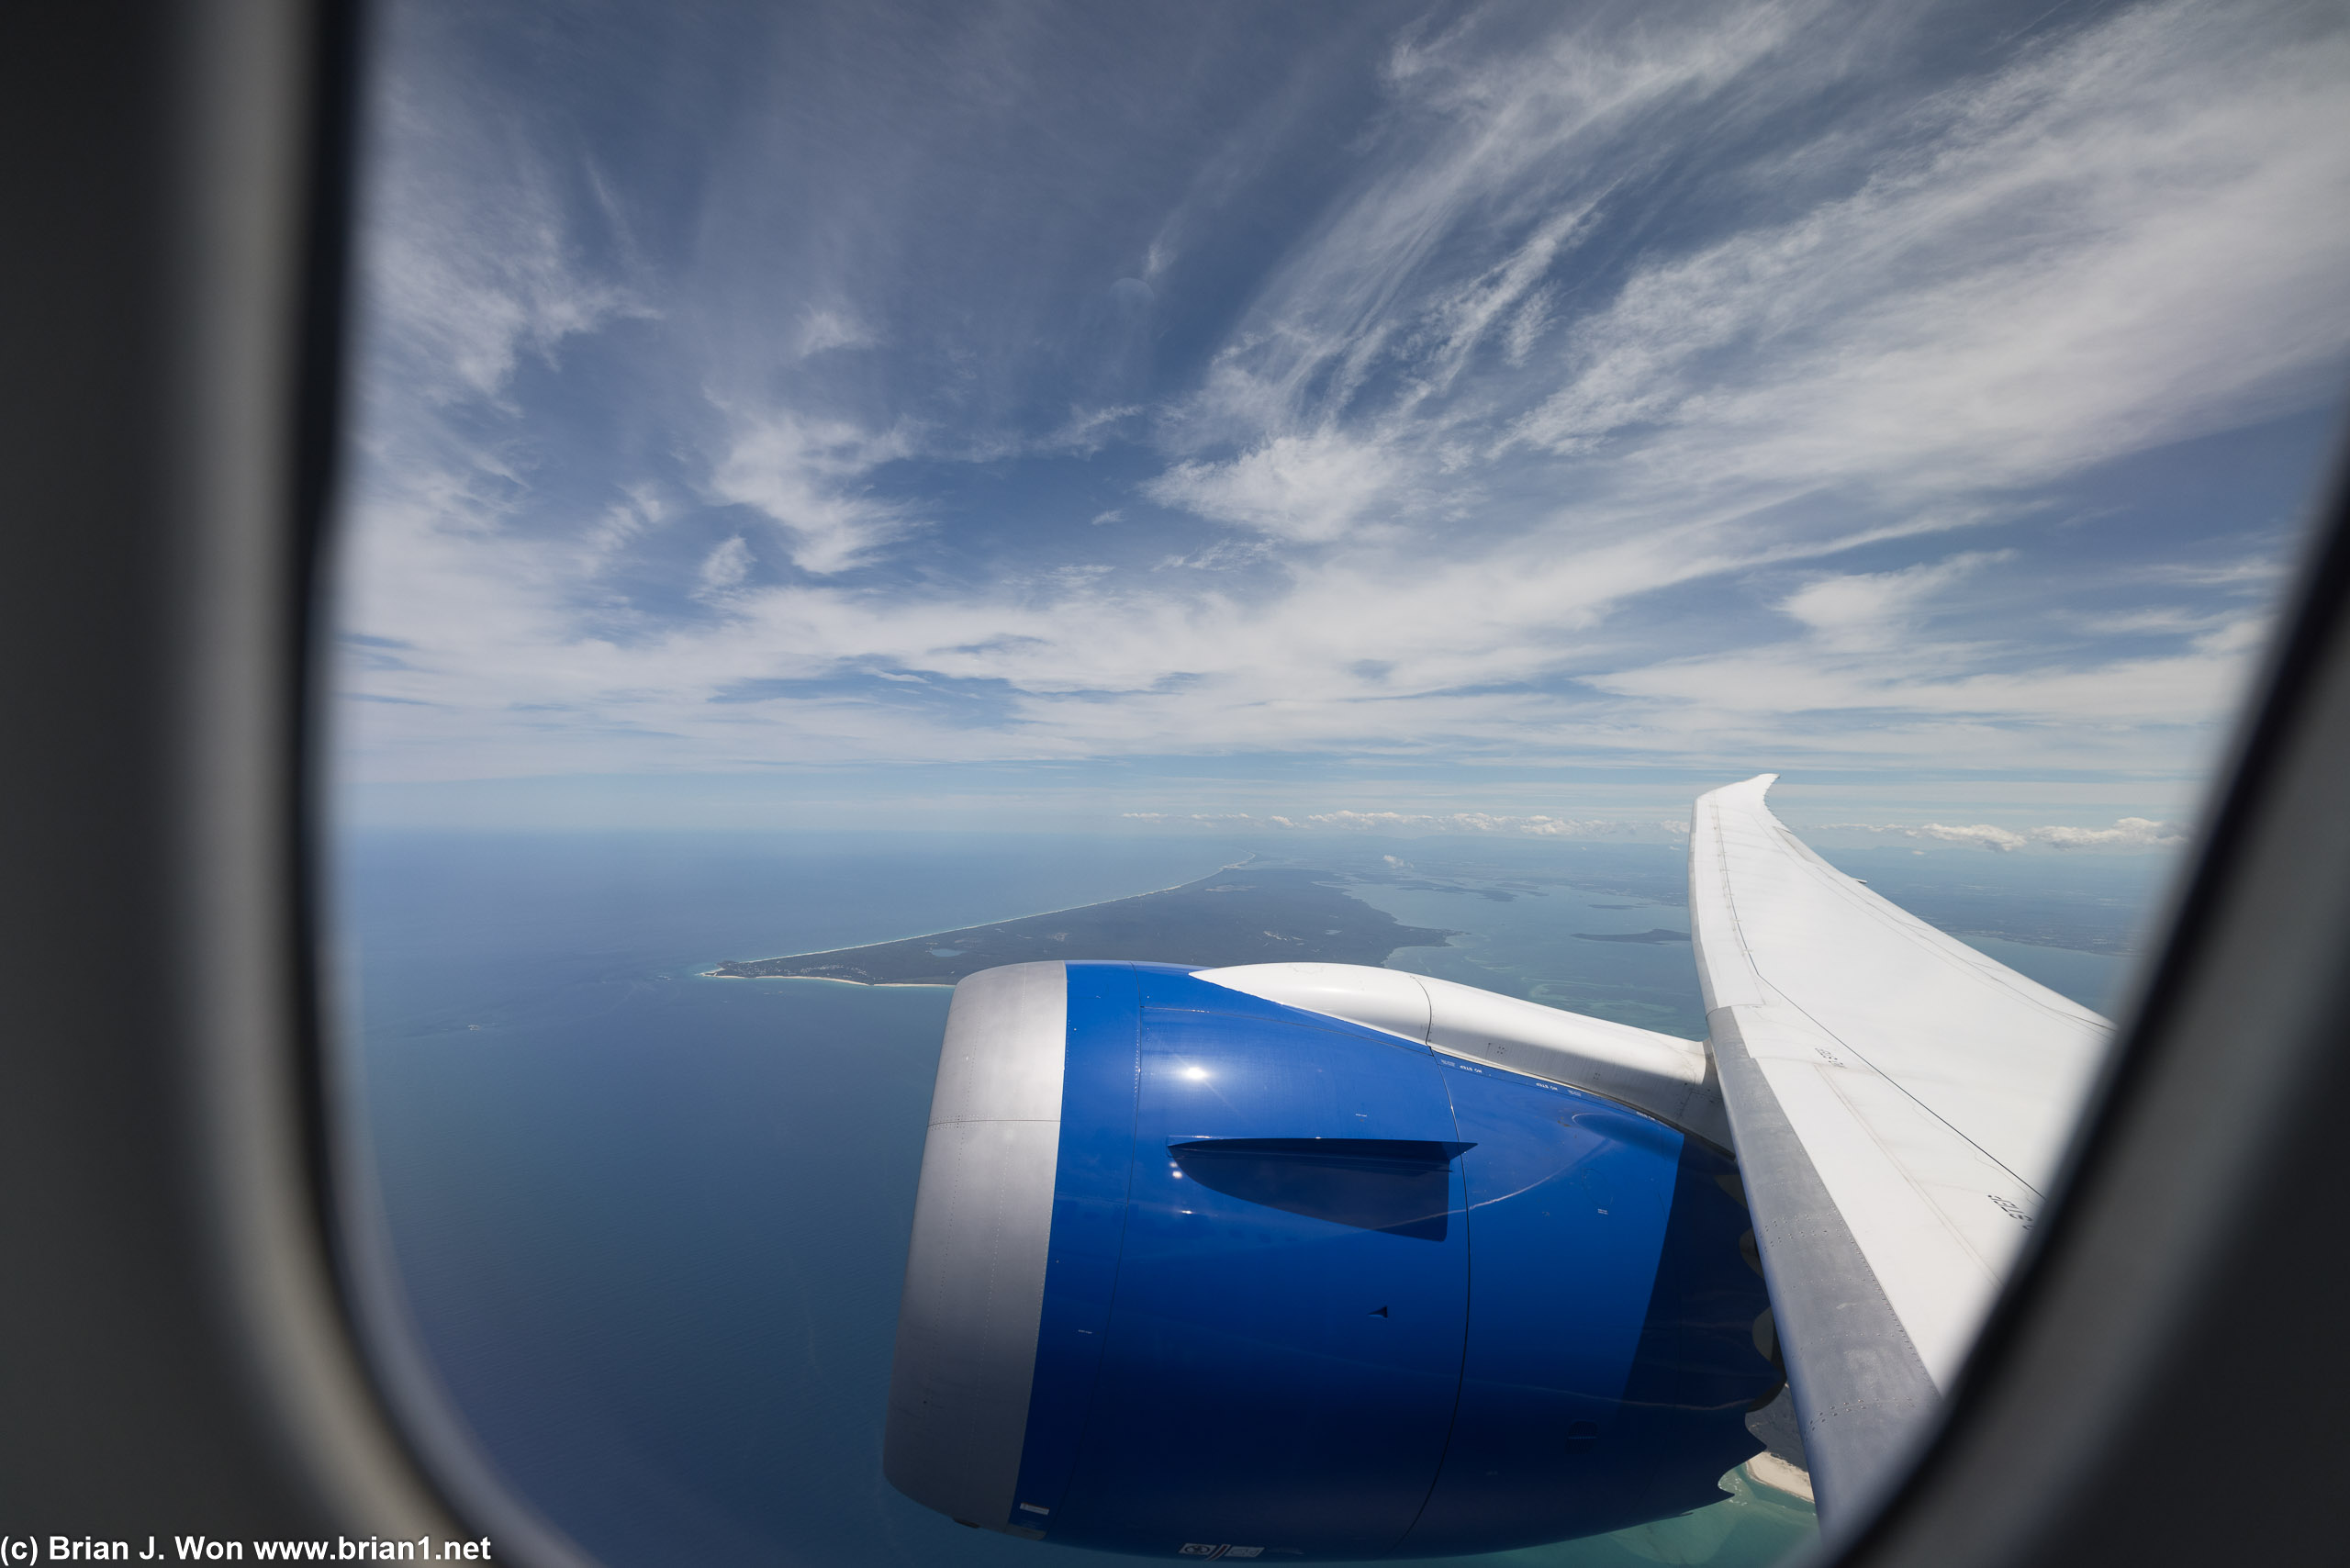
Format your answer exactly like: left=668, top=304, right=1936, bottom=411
left=884, top=961, right=1777, bottom=1560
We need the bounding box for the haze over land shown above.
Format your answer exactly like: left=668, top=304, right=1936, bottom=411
left=708, top=865, right=1453, bottom=985
left=699, top=834, right=2153, bottom=1010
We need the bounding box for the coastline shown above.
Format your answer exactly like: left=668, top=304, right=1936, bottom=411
left=710, top=855, right=1257, bottom=972
left=700, top=969, right=956, bottom=990
left=702, top=861, right=1452, bottom=988
left=1743, top=1451, right=1815, bottom=1504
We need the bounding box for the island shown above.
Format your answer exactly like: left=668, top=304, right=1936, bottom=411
left=709, top=865, right=1456, bottom=986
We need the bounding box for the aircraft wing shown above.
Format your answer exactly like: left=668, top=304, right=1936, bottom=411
left=1689, top=775, right=2111, bottom=1523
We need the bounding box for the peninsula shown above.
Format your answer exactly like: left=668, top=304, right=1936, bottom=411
left=709, top=865, right=1455, bottom=986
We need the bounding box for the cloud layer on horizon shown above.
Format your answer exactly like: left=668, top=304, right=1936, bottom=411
left=1827, top=816, right=2190, bottom=852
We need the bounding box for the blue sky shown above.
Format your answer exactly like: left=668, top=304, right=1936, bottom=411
left=332, top=0, right=2350, bottom=843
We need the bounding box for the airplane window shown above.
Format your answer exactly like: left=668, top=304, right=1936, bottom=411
left=323, top=1, right=2350, bottom=1564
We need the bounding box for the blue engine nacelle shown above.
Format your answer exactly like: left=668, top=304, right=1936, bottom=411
left=885, top=962, right=1778, bottom=1560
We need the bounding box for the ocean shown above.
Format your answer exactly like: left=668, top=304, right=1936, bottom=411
left=331, top=831, right=2158, bottom=1568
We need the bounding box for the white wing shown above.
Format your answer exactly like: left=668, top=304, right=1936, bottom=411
left=1688, top=775, right=2109, bottom=1523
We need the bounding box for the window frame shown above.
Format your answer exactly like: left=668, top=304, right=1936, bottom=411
left=3, top=0, right=2345, bottom=1556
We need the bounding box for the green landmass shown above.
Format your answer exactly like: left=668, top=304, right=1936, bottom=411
left=709, top=865, right=1456, bottom=986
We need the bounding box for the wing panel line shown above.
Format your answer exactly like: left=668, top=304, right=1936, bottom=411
left=1753, top=989, right=2043, bottom=1203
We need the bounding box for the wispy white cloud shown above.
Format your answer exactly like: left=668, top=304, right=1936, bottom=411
left=1830, top=816, right=2189, bottom=851
left=1830, top=821, right=2029, bottom=851
left=1506, top=2, right=2350, bottom=498
left=1118, top=809, right=1664, bottom=838
left=795, top=308, right=875, bottom=357
left=1046, top=406, right=1146, bottom=456
left=1305, top=810, right=1640, bottom=836
left=333, top=0, right=2350, bottom=812
left=705, top=412, right=915, bottom=575
left=1413, top=198, right=1601, bottom=393
left=361, top=57, right=648, bottom=407
left=1778, top=553, right=2010, bottom=650
left=1143, top=432, right=1405, bottom=543
left=695, top=535, right=754, bottom=599
left=2084, top=607, right=2229, bottom=636
left=2129, top=554, right=2291, bottom=588
left=2031, top=816, right=2189, bottom=849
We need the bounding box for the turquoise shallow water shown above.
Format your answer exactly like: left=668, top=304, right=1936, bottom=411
left=337, top=831, right=2157, bottom=1568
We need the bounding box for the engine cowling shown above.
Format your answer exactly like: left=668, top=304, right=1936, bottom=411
left=884, top=961, right=1776, bottom=1560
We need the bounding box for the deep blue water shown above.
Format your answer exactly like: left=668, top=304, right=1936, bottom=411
left=337, top=834, right=1233, bottom=1567
left=333, top=832, right=2162, bottom=1568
